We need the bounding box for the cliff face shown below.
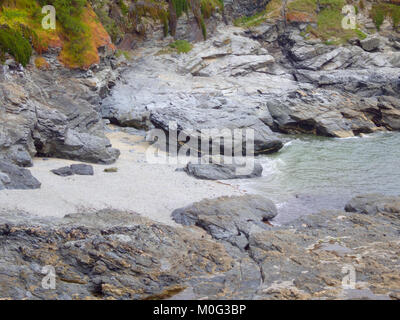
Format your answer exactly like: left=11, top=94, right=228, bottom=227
left=224, top=0, right=271, bottom=19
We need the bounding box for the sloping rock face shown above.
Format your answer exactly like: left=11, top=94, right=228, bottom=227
left=1, top=194, right=399, bottom=300
left=0, top=65, right=120, bottom=167
left=0, top=210, right=233, bottom=300
left=0, top=160, right=41, bottom=190
left=103, top=20, right=400, bottom=142
left=224, top=0, right=270, bottom=20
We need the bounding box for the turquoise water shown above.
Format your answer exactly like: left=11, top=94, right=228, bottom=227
left=244, top=132, right=400, bottom=224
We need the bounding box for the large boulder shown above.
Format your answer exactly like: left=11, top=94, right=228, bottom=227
left=0, top=160, right=41, bottom=190
left=0, top=67, right=120, bottom=166
left=172, top=195, right=278, bottom=249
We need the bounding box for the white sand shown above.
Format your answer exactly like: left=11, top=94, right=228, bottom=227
left=0, top=127, right=244, bottom=225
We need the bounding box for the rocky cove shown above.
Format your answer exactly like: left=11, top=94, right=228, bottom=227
left=0, top=0, right=400, bottom=300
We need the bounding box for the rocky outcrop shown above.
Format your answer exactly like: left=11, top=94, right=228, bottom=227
left=0, top=64, right=120, bottom=167
left=1, top=194, right=399, bottom=299
left=172, top=195, right=278, bottom=249
left=224, top=0, right=270, bottom=20
left=0, top=160, right=41, bottom=190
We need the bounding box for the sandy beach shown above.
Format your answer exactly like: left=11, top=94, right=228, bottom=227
left=0, top=126, right=244, bottom=225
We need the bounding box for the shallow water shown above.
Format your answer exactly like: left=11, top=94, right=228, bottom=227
left=240, top=132, right=400, bottom=224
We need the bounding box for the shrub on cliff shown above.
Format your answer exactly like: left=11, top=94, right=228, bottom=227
left=0, top=25, right=32, bottom=66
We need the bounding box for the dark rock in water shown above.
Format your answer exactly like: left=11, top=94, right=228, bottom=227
left=0, top=160, right=41, bottom=190
left=70, top=164, right=94, bottom=176
left=172, top=195, right=277, bottom=249
left=345, top=194, right=400, bottom=216
left=51, top=164, right=94, bottom=176
left=184, top=161, right=263, bottom=180
left=51, top=166, right=73, bottom=177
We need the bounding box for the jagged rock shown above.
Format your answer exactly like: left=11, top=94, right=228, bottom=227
left=183, top=161, right=263, bottom=180
left=0, top=160, right=41, bottom=190
left=0, top=67, right=120, bottom=166
left=172, top=195, right=277, bottom=249
left=1, top=195, right=400, bottom=299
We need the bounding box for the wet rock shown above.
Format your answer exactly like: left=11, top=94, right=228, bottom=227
left=0, top=160, right=41, bottom=190
left=183, top=161, right=263, bottom=180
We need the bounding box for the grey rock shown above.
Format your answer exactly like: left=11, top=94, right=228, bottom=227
left=345, top=194, right=400, bottom=216
left=172, top=195, right=277, bottom=249
left=51, top=166, right=73, bottom=177
left=70, top=164, right=94, bottom=176
left=0, top=66, right=120, bottom=166
left=0, top=160, right=41, bottom=190
left=360, top=36, right=381, bottom=52
left=184, top=160, right=263, bottom=180
left=51, top=164, right=94, bottom=176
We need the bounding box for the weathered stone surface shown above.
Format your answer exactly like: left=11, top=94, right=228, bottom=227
left=0, top=210, right=233, bottom=300
left=345, top=194, right=400, bottom=216
left=0, top=160, right=41, bottom=190
left=51, top=166, right=74, bottom=177
left=1, top=194, right=400, bottom=299
left=183, top=161, right=263, bottom=180
left=360, top=36, right=381, bottom=52
left=70, top=164, right=94, bottom=176
left=172, top=195, right=277, bottom=249
left=51, top=164, right=94, bottom=176
left=0, top=66, right=120, bottom=167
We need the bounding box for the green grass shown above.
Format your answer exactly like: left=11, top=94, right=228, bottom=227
left=0, top=26, right=32, bottom=66
left=287, top=0, right=317, bottom=13
left=168, top=40, right=192, bottom=53
left=370, top=3, right=400, bottom=30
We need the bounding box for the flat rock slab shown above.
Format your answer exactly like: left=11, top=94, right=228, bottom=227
left=51, top=164, right=94, bottom=177
left=0, top=160, right=41, bottom=190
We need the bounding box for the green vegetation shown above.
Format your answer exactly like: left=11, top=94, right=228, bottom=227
left=169, top=39, right=192, bottom=53
left=370, top=3, right=400, bottom=30
left=116, top=49, right=131, bottom=60
left=287, top=0, right=316, bottom=13
left=0, top=25, right=32, bottom=66
left=157, top=39, right=193, bottom=55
